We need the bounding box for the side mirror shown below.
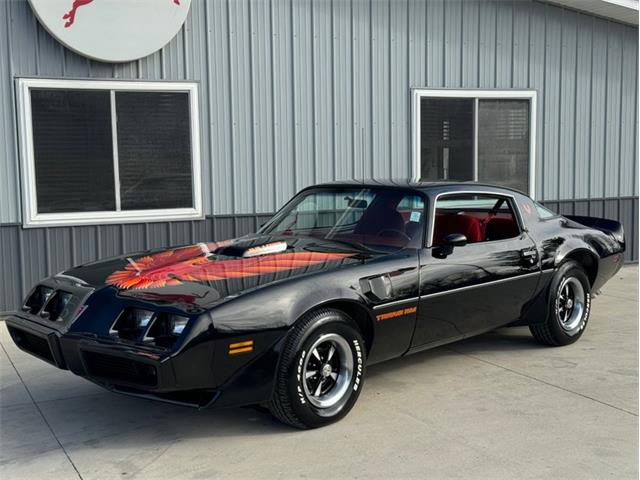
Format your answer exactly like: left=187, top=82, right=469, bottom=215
left=444, top=233, right=467, bottom=247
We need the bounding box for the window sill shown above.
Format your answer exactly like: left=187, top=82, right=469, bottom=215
left=22, top=208, right=204, bottom=228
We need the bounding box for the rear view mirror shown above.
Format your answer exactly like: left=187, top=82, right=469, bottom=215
left=444, top=233, right=467, bottom=247
left=345, top=196, right=368, bottom=209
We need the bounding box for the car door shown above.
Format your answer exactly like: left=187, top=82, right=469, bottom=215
left=410, top=192, right=540, bottom=349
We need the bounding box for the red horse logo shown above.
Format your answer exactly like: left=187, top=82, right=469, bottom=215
left=63, top=0, right=181, bottom=28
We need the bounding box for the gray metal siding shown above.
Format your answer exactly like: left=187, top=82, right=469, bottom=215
left=1, top=0, right=638, bottom=224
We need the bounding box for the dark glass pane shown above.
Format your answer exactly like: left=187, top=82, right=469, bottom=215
left=420, top=98, right=474, bottom=182
left=31, top=89, right=115, bottom=213
left=477, top=99, right=530, bottom=193
left=116, top=92, right=193, bottom=210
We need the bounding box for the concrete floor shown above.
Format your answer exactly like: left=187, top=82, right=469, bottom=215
left=1, top=266, right=637, bottom=480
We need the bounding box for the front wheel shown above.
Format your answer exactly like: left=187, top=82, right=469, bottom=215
left=530, top=260, right=591, bottom=346
left=268, top=309, right=366, bottom=429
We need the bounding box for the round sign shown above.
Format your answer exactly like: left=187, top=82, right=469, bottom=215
left=27, top=0, right=192, bottom=63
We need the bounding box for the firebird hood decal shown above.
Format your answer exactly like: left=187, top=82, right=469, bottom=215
left=105, top=242, right=355, bottom=290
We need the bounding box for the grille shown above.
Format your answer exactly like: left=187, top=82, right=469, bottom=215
left=82, top=351, right=157, bottom=386
left=8, top=326, right=55, bottom=364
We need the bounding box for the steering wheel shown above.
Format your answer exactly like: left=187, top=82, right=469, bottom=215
left=377, top=229, right=411, bottom=241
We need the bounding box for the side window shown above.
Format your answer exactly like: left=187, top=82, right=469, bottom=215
left=534, top=202, right=557, bottom=219
left=432, top=194, right=520, bottom=246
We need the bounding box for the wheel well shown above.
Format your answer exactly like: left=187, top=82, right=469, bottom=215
left=314, top=300, right=374, bottom=355
left=565, top=250, right=598, bottom=287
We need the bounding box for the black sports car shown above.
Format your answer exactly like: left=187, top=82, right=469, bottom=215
left=5, top=181, right=625, bottom=428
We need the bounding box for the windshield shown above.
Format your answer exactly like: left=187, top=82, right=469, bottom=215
left=261, top=187, right=426, bottom=251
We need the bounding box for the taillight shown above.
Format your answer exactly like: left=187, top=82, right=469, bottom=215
left=23, top=286, right=54, bottom=314
left=110, top=308, right=154, bottom=340
left=145, top=313, right=189, bottom=348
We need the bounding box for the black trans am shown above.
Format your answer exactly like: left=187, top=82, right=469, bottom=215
left=5, top=182, right=625, bottom=428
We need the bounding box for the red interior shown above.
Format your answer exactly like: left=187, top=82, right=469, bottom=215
left=485, top=217, right=520, bottom=241
left=433, top=211, right=519, bottom=245
left=433, top=214, right=483, bottom=245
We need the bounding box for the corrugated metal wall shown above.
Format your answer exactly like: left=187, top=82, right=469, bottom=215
left=0, top=0, right=638, bottom=309
left=1, top=0, right=638, bottom=224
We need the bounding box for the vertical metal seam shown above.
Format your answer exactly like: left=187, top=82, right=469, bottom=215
left=110, top=91, right=121, bottom=211
left=144, top=223, right=150, bottom=250
left=493, top=0, right=497, bottom=87
left=269, top=0, right=277, bottom=209
left=557, top=8, right=563, bottom=201
left=120, top=224, right=125, bottom=254
left=44, top=228, right=50, bottom=276
left=587, top=16, right=594, bottom=199
left=540, top=3, right=547, bottom=200
left=527, top=1, right=531, bottom=88
left=368, top=0, right=373, bottom=179
left=617, top=28, right=624, bottom=200
left=17, top=227, right=25, bottom=308
left=459, top=0, right=464, bottom=87
left=226, top=0, right=236, bottom=213
left=426, top=0, right=429, bottom=84
left=602, top=21, right=610, bottom=198
left=182, top=12, right=189, bottom=80
left=633, top=33, right=639, bottom=198
left=406, top=0, right=411, bottom=176
left=510, top=0, right=514, bottom=88
left=350, top=0, right=356, bottom=180
left=96, top=225, right=102, bottom=259
left=442, top=0, right=446, bottom=86
left=476, top=1, right=481, bottom=87
left=310, top=0, right=317, bottom=185
left=330, top=0, right=337, bottom=181
left=203, top=0, right=215, bottom=215
left=572, top=12, right=579, bottom=200
left=160, top=45, right=166, bottom=80
left=289, top=0, right=297, bottom=191
left=70, top=227, right=76, bottom=267
left=388, top=0, right=392, bottom=180
left=473, top=98, right=478, bottom=181
left=248, top=0, right=257, bottom=213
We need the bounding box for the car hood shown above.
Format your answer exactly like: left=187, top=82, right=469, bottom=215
left=58, top=234, right=368, bottom=310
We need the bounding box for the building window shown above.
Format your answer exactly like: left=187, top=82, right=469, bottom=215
left=412, top=89, right=536, bottom=197
left=17, top=79, right=202, bottom=227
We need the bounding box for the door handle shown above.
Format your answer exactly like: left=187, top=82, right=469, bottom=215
left=521, top=249, right=538, bottom=265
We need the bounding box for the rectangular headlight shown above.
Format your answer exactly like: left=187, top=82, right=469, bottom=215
left=145, top=313, right=190, bottom=349
left=110, top=308, right=155, bottom=340
left=23, top=286, right=54, bottom=314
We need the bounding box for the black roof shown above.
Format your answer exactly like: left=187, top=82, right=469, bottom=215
left=309, top=179, right=528, bottom=197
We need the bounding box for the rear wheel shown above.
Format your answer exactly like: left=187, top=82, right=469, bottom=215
left=268, top=309, right=366, bottom=429
left=530, top=260, right=591, bottom=346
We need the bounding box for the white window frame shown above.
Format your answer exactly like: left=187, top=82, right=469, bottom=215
left=16, top=78, right=203, bottom=227
left=411, top=88, right=537, bottom=198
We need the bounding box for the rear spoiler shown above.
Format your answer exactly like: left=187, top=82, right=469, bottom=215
left=564, top=215, right=625, bottom=246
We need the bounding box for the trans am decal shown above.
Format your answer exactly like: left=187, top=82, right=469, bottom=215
left=106, top=243, right=353, bottom=290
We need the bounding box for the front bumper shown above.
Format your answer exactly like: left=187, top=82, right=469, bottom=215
left=5, top=314, right=219, bottom=408
left=5, top=313, right=285, bottom=409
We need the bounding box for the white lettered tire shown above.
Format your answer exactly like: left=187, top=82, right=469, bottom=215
left=268, top=308, right=366, bottom=428
left=530, top=260, right=592, bottom=346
